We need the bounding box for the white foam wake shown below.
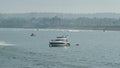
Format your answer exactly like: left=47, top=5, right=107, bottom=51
left=0, top=41, right=15, bottom=46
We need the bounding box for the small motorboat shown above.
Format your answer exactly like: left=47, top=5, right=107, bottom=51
left=76, top=44, right=79, bottom=46
left=49, top=36, right=70, bottom=47
left=30, top=33, right=35, bottom=37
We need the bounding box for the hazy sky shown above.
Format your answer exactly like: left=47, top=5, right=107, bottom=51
left=0, top=0, right=120, bottom=13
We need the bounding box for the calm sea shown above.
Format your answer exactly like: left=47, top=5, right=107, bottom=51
left=0, top=28, right=120, bottom=68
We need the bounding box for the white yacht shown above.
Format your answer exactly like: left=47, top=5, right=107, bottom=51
left=49, top=36, right=70, bottom=47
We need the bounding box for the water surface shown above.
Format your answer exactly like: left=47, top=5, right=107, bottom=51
left=0, top=28, right=120, bottom=68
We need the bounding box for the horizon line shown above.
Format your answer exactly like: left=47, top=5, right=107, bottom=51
left=1, top=12, right=120, bottom=14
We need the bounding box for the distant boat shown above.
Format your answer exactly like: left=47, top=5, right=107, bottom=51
left=49, top=36, right=70, bottom=47
left=30, top=33, right=35, bottom=37
left=76, top=44, right=79, bottom=46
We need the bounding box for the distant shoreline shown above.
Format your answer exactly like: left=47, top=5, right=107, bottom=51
left=1, top=13, right=120, bottom=31
left=0, top=27, right=120, bottom=31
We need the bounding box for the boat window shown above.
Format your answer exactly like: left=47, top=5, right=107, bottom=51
left=55, top=39, right=66, bottom=41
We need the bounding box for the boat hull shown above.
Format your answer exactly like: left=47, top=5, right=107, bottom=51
left=49, top=43, right=70, bottom=47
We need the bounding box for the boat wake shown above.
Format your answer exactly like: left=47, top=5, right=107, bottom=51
left=0, top=41, right=15, bottom=46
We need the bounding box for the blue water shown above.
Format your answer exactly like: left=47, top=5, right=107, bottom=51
left=0, top=28, right=120, bottom=68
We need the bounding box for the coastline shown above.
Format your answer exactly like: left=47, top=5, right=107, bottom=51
left=0, top=26, right=120, bottom=31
